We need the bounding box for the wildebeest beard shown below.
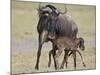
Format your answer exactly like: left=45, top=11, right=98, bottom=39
left=37, top=12, right=58, bottom=40
left=37, top=15, right=50, bottom=33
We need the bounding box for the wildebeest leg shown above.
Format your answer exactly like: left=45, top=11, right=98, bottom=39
left=35, top=41, right=42, bottom=70
left=60, top=50, right=69, bottom=69
left=55, top=50, right=63, bottom=70
left=35, top=31, right=48, bottom=70
left=76, top=50, right=86, bottom=67
left=72, top=50, right=76, bottom=69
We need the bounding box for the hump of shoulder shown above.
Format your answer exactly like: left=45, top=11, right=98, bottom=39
left=58, top=14, right=74, bottom=22
left=58, top=14, right=76, bottom=26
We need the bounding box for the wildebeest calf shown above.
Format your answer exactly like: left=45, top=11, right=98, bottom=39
left=48, top=37, right=86, bottom=69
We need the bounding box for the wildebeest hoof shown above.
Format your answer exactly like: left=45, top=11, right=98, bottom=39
left=74, top=67, right=76, bottom=70
left=55, top=67, right=59, bottom=70
left=48, top=63, right=51, bottom=67
left=35, top=66, right=39, bottom=70
left=83, top=63, right=86, bottom=67
left=60, top=66, right=64, bottom=69
left=55, top=66, right=60, bottom=70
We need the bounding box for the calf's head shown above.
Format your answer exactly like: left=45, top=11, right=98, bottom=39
left=77, top=37, right=85, bottom=51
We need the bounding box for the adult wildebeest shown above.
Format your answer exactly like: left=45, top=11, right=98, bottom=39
left=48, top=37, right=86, bottom=69
left=35, top=4, right=78, bottom=70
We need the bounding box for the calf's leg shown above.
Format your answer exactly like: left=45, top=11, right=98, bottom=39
left=55, top=49, right=63, bottom=70
left=76, top=50, right=86, bottom=67
left=48, top=50, right=53, bottom=67
left=60, top=50, right=69, bottom=69
left=72, top=50, right=76, bottom=69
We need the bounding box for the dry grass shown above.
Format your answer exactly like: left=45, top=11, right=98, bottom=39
left=12, top=48, right=96, bottom=74
left=11, top=0, right=96, bottom=74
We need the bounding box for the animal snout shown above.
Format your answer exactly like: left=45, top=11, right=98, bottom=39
left=48, top=34, right=56, bottom=39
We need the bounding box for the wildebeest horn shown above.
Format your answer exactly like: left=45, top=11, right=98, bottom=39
left=38, top=3, right=52, bottom=14
left=59, top=4, right=67, bottom=14
left=38, top=2, right=41, bottom=10
left=41, top=7, right=52, bottom=13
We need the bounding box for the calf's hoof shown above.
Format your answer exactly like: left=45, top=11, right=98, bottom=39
left=65, top=63, right=68, bottom=68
